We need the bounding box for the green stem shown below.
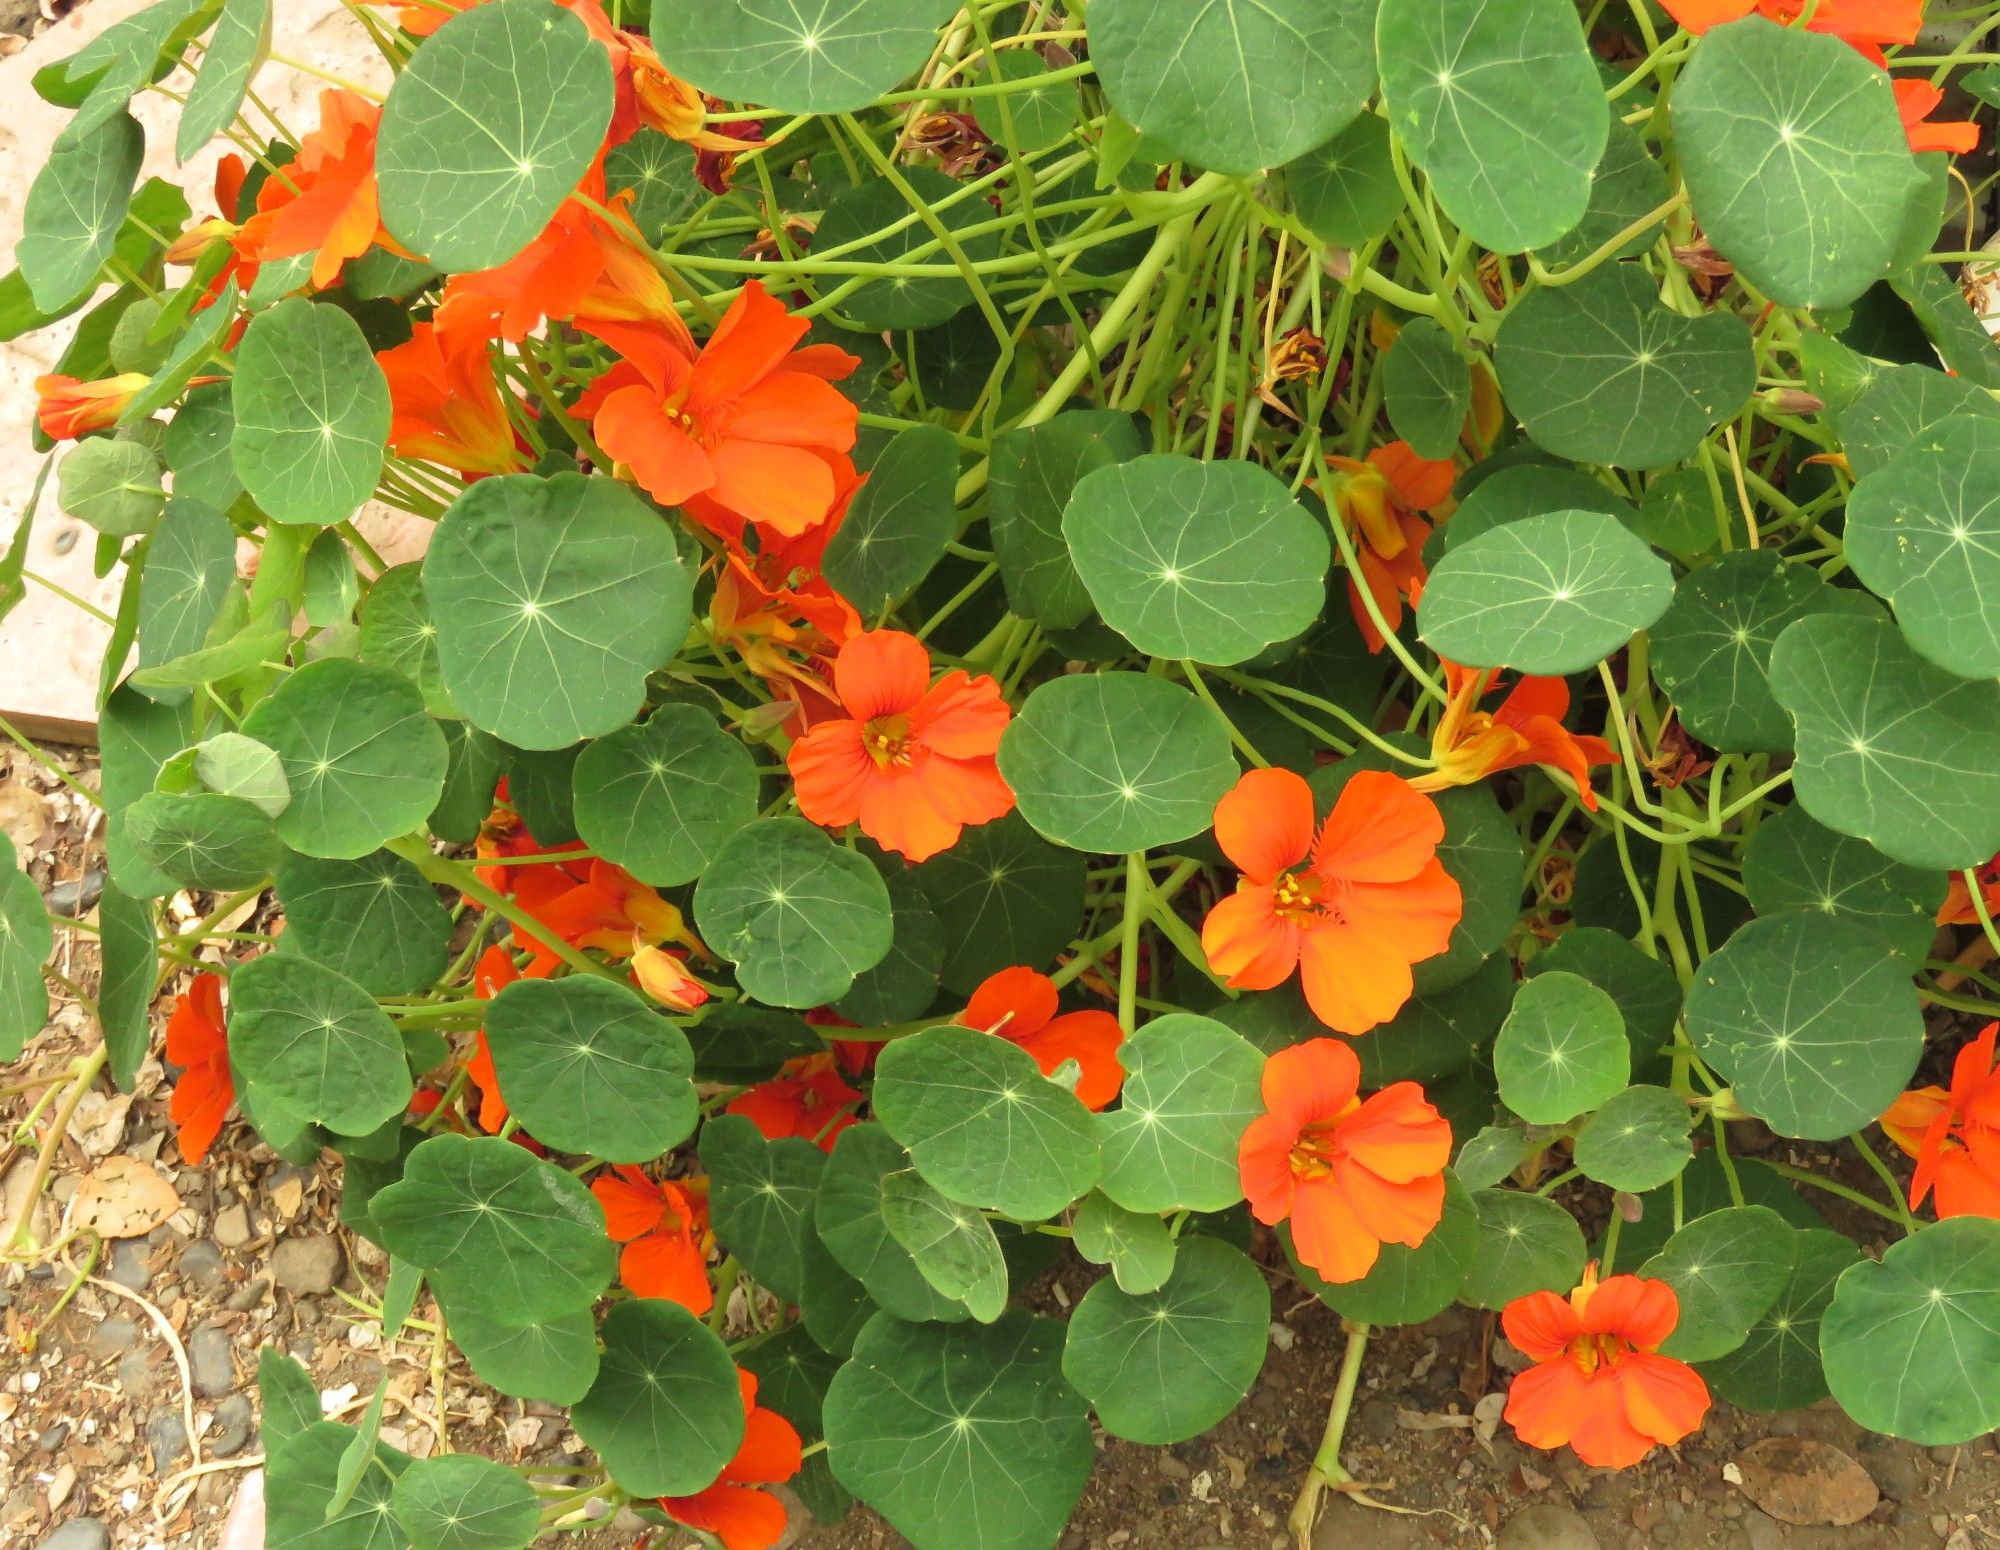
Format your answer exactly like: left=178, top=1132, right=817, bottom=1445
left=1288, top=1319, right=1371, bottom=1545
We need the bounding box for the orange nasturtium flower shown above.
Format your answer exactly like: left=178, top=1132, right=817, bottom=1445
left=1325, top=441, right=1455, bottom=653
left=592, top=1165, right=715, bottom=1314
left=33, top=373, right=150, bottom=441
left=1238, top=1039, right=1451, bottom=1284
left=1412, top=661, right=1618, bottom=810
left=575, top=282, right=863, bottom=538
left=1503, top=1265, right=1712, bottom=1468
left=1201, top=767, right=1462, bottom=1035
left=166, top=973, right=234, bottom=1166
left=1938, top=853, right=2000, bottom=925
left=961, top=967, right=1126, bottom=1110
left=1895, top=78, right=1981, bottom=155
left=1653, top=0, right=1920, bottom=51
left=235, top=89, right=404, bottom=291
left=631, top=942, right=710, bottom=1013
left=1881, top=1022, right=2000, bottom=1220
left=726, top=1054, right=864, bottom=1152
left=375, top=322, right=528, bottom=478
left=787, top=630, right=1016, bottom=863
left=655, top=1369, right=804, bottom=1550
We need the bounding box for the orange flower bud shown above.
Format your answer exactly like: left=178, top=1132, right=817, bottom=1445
left=34, top=372, right=152, bottom=441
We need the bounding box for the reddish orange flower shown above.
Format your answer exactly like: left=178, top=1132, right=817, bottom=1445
left=592, top=1165, right=714, bottom=1314
left=1201, top=767, right=1462, bottom=1035
left=1895, top=79, right=1980, bottom=155
left=657, top=1369, right=803, bottom=1550
left=631, top=942, right=710, bottom=1012
left=463, top=943, right=545, bottom=1135
left=235, top=89, right=403, bottom=291
left=166, top=973, right=233, bottom=1166
left=1326, top=442, right=1455, bottom=653
left=1412, top=661, right=1617, bottom=811
left=1239, top=1038, right=1450, bottom=1283
left=367, top=0, right=476, bottom=34
left=726, top=1053, right=862, bottom=1151
left=524, top=859, right=706, bottom=974
left=961, top=967, right=1125, bottom=1110
left=574, top=281, right=862, bottom=537
left=710, top=492, right=862, bottom=707
left=1503, top=1265, right=1712, bottom=1468
left=1939, top=854, right=2000, bottom=925
left=627, top=39, right=764, bottom=152
left=34, top=373, right=150, bottom=440
left=786, top=630, right=1015, bottom=863
left=1654, top=0, right=1919, bottom=51
left=376, top=322, right=526, bottom=478
left=1881, top=1023, right=2000, bottom=1219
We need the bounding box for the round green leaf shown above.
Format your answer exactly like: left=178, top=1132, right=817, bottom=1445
left=240, top=659, right=446, bottom=859
left=1284, top=111, right=1400, bottom=248
left=422, top=472, right=690, bottom=750
left=815, top=1123, right=967, bottom=1323
left=811, top=171, right=1002, bottom=329
left=368, top=1133, right=616, bottom=1321
left=1376, top=0, right=1607, bottom=253
left=874, top=1025, right=1101, bottom=1220
left=1065, top=454, right=1330, bottom=664
left=1071, top=1191, right=1177, bottom=1295
left=573, top=1300, right=744, bottom=1496
left=1495, top=264, right=1755, bottom=469
left=136, top=497, right=235, bottom=692
left=881, top=1166, right=1009, bottom=1323
left=837, top=856, right=945, bottom=1024
left=1770, top=612, right=2000, bottom=870
left=1437, top=463, right=1636, bottom=559
left=178, top=0, right=270, bottom=160
left=19, top=110, right=143, bottom=313
left=1571, top=1085, right=1693, bottom=1192
left=484, top=976, right=697, bottom=1162
left=693, top=818, right=894, bottom=1008
left=1418, top=510, right=1674, bottom=675
left=58, top=437, right=164, bottom=538
left=603, top=130, right=704, bottom=241
left=1632, top=466, right=1723, bottom=561
left=124, top=791, right=279, bottom=893
left=571, top=706, right=759, bottom=888
left=1458, top=1190, right=1587, bottom=1310
left=1672, top=16, right=1924, bottom=308
left=1062, top=1237, right=1269, bottom=1444
left=1837, top=362, right=2000, bottom=482
left=999, top=673, right=1236, bottom=853
left=265, top=1422, right=408, bottom=1550
left=1742, top=805, right=1944, bottom=969
left=1090, top=0, right=1375, bottom=177
left=1493, top=972, right=1628, bottom=1125
left=651, top=0, right=958, bottom=114
left=229, top=298, right=390, bottom=528
left=826, top=1310, right=1093, bottom=1550
left=392, top=1454, right=539, bottom=1550
left=1384, top=318, right=1472, bottom=460
left=701, top=1112, right=826, bottom=1303
left=1822, top=1216, right=2000, bottom=1445
left=1641, top=1206, right=1797, bottom=1364
left=376, top=0, right=612, bottom=271
left=1525, top=928, right=1682, bottom=1078
left=822, top=423, right=958, bottom=612
left=434, top=1282, right=599, bottom=1404
left=357, top=564, right=452, bottom=716
left=1847, top=415, right=2000, bottom=678
left=0, top=851, right=53, bottom=1061
left=970, top=52, right=1077, bottom=154
left=913, top=812, right=1087, bottom=994
left=1291, top=1170, right=1477, bottom=1325
left=229, top=953, right=412, bottom=1137
left=274, top=849, right=451, bottom=996
left=1538, top=121, right=1672, bottom=266
left=989, top=410, right=1146, bottom=630
left=1699, top=1228, right=1860, bottom=1413
left=165, top=382, right=243, bottom=511
left=1096, top=1013, right=1263, bottom=1215
left=1649, top=549, right=1873, bottom=755
left=1684, top=910, right=1921, bottom=1141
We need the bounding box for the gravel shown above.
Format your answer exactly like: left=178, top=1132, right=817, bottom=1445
left=210, top=1394, right=255, bottom=1459
left=189, top=1324, right=234, bottom=1398
left=271, top=1234, right=342, bottom=1296
left=36, top=1520, right=111, bottom=1550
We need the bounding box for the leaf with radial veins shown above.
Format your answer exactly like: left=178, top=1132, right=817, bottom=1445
left=1384, top=317, right=1472, bottom=460
left=1376, top=0, right=1607, bottom=253
left=1642, top=1207, right=1797, bottom=1364
left=1493, top=972, right=1628, bottom=1126
left=822, top=423, right=958, bottom=612
left=1836, top=361, right=2000, bottom=480
left=702, top=1114, right=826, bottom=1304
left=1285, top=112, right=1401, bottom=248
left=1768, top=612, right=2000, bottom=870
left=1672, top=16, right=1924, bottom=308
left=815, top=1124, right=968, bottom=1323
left=1846, top=415, right=2000, bottom=679
left=392, top=1454, right=541, bottom=1550
left=1088, top=0, right=1377, bottom=177
left=229, top=298, right=391, bottom=529
left=18, top=110, right=143, bottom=312
left=1096, top=1014, right=1264, bottom=1215
left=1682, top=911, right=1922, bottom=1141
left=1458, top=1190, right=1587, bottom=1310
left=177, top=0, right=270, bottom=160
left=135, top=498, right=235, bottom=697
left=1495, top=264, right=1755, bottom=469
left=1741, top=804, right=1944, bottom=968
left=1065, top=455, right=1330, bottom=664
left=1417, top=511, right=1674, bottom=675
left=422, top=473, right=690, bottom=751
left=881, top=1167, right=1009, bottom=1323
left=989, top=410, right=1146, bottom=630
left=274, top=849, right=452, bottom=996
left=1700, top=1229, right=1860, bottom=1413
left=571, top=705, right=759, bottom=888
left=572, top=1301, right=745, bottom=1497
left=652, top=0, right=961, bottom=114
left=227, top=954, right=412, bottom=1137
left=376, top=0, right=613, bottom=270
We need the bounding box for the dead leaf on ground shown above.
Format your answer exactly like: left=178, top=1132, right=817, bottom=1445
left=1731, top=1437, right=1881, bottom=1527
left=69, top=1090, right=134, bottom=1160
left=0, top=780, right=47, bottom=858
left=70, top=1155, right=183, bottom=1239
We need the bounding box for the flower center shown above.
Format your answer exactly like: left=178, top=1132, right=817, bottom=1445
left=863, top=714, right=914, bottom=770
left=1287, top=1101, right=1362, bottom=1180
left=1272, top=867, right=1350, bottom=928
left=1567, top=1332, right=1634, bottom=1377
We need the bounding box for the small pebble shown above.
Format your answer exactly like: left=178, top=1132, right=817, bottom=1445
left=224, top=1278, right=270, bottom=1312
left=116, top=1350, right=159, bottom=1399
left=36, top=1423, right=70, bottom=1452
left=36, top=1518, right=111, bottom=1550
left=144, top=1412, right=188, bottom=1471
left=85, top=1317, right=139, bottom=1361
left=42, top=871, right=105, bottom=918
left=210, top=1394, right=255, bottom=1459
left=177, top=1240, right=227, bottom=1293
left=106, top=1239, right=151, bottom=1292
left=271, top=1234, right=343, bottom=1296
left=1498, top=1505, right=1597, bottom=1550
left=211, top=1204, right=252, bottom=1249
left=189, top=1324, right=234, bottom=1398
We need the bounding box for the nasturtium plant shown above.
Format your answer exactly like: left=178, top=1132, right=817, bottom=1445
left=11, top=0, right=2000, bottom=1542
